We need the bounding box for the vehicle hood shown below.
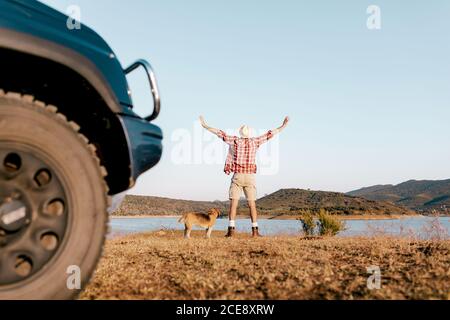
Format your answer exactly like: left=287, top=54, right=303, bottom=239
left=0, top=0, right=132, bottom=106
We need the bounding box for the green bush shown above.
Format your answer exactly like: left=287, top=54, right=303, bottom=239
left=299, top=211, right=316, bottom=236
left=317, top=209, right=346, bottom=236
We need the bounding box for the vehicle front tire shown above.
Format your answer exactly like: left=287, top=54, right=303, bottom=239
left=0, top=91, right=109, bottom=299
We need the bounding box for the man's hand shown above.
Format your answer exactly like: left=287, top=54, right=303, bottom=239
left=271, top=116, right=290, bottom=136
left=199, top=116, right=220, bottom=135
left=276, top=116, right=290, bottom=132
left=199, top=116, right=208, bottom=129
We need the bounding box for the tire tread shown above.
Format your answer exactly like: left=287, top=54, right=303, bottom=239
left=0, top=90, right=111, bottom=299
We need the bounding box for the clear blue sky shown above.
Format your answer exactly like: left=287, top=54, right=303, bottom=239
left=43, top=0, right=450, bottom=201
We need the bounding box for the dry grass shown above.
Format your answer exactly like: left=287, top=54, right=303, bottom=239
left=80, top=231, right=450, bottom=300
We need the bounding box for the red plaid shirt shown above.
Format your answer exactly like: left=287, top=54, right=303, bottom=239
left=217, top=130, right=273, bottom=175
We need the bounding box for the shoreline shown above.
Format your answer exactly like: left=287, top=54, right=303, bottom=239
left=110, top=214, right=436, bottom=220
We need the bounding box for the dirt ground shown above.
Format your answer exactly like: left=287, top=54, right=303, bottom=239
left=80, top=231, right=450, bottom=300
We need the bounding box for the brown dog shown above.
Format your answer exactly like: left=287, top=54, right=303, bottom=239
left=178, top=208, right=221, bottom=238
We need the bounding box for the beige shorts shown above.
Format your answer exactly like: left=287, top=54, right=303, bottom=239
left=229, top=173, right=257, bottom=201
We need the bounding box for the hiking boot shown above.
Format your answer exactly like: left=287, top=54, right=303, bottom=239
left=252, top=227, right=262, bottom=238
left=225, top=227, right=235, bottom=238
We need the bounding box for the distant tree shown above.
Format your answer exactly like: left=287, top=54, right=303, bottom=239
left=317, top=209, right=346, bottom=236
left=298, top=211, right=316, bottom=237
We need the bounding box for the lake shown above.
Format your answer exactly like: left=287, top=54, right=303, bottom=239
left=110, top=216, right=450, bottom=239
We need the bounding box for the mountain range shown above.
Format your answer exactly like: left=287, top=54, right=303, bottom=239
left=114, top=179, right=449, bottom=217
left=347, top=179, right=450, bottom=214
left=114, top=188, right=415, bottom=217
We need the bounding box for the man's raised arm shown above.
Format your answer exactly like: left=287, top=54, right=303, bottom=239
left=272, top=116, right=290, bottom=136
left=255, top=116, right=290, bottom=146
left=199, top=116, right=221, bottom=136
left=200, top=116, right=236, bottom=145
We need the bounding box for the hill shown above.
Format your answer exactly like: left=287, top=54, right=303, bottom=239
left=114, top=195, right=228, bottom=216
left=347, top=179, right=450, bottom=214
left=114, top=188, right=415, bottom=217
left=255, top=189, right=414, bottom=216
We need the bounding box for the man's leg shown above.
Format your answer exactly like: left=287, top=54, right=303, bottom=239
left=248, top=200, right=258, bottom=223
left=229, top=198, right=239, bottom=222
left=244, top=175, right=262, bottom=237
left=225, top=199, right=239, bottom=237
left=226, top=174, right=241, bottom=237
left=248, top=200, right=261, bottom=237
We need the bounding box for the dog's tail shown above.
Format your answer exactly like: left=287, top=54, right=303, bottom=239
left=178, top=214, right=186, bottom=223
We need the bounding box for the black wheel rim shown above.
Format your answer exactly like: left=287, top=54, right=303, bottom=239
left=0, top=144, right=68, bottom=286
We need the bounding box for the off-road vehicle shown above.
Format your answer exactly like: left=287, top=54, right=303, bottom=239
left=0, top=0, right=163, bottom=299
